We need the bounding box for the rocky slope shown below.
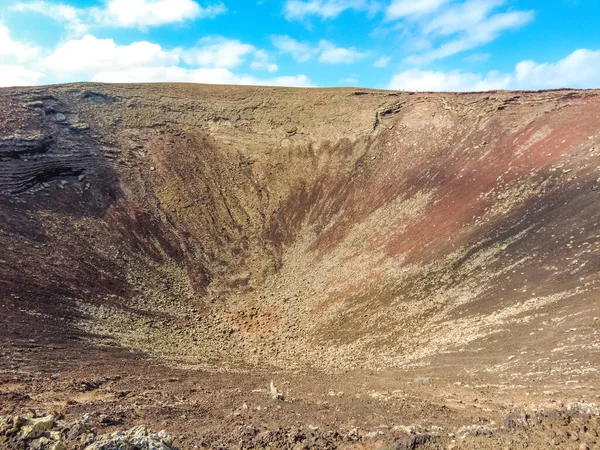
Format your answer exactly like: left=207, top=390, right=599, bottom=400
left=1, top=83, right=599, bottom=448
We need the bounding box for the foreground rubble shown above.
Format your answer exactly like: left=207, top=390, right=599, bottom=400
left=0, top=413, right=176, bottom=450
left=1, top=403, right=599, bottom=449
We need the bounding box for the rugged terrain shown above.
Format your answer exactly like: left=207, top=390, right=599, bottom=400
left=0, top=83, right=599, bottom=449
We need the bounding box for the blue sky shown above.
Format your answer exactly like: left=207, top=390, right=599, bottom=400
left=1, top=0, right=599, bottom=91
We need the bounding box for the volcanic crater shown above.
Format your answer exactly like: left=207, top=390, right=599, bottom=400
left=1, top=83, right=599, bottom=449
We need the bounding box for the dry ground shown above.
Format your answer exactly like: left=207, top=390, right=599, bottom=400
left=1, top=83, right=599, bottom=448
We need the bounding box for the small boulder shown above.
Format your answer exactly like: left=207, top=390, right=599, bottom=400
left=20, top=415, right=55, bottom=440
left=50, top=441, right=67, bottom=450
left=84, top=425, right=175, bottom=450
left=269, top=380, right=284, bottom=400
left=71, top=122, right=90, bottom=131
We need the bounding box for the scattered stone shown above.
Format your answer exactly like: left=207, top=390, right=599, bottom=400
left=347, top=427, right=361, bottom=441
left=456, top=424, right=495, bottom=440
left=54, top=113, right=67, bottom=122
left=20, top=415, right=55, bottom=439
left=99, top=414, right=124, bottom=426
left=365, top=430, right=384, bottom=439
left=386, top=432, right=435, bottom=450
left=79, top=377, right=108, bottom=391
left=25, top=100, right=44, bottom=108
left=269, top=380, right=284, bottom=400
left=1, top=412, right=175, bottom=450
left=568, top=403, right=600, bottom=416
left=84, top=425, right=175, bottom=450
left=71, top=122, right=90, bottom=131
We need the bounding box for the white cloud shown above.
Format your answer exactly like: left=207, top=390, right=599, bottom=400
left=464, top=53, right=491, bottom=63
left=0, top=64, right=45, bottom=87
left=423, top=0, right=502, bottom=35
left=271, top=35, right=314, bottom=62
left=0, top=24, right=44, bottom=87
left=42, top=34, right=282, bottom=78
left=91, top=67, right=312, bottom=87
left=94, top=0, right=226, bottom=28
left=268, top=75, right=313, bottom=87
left=383, top=0, right=534, bottom=64
left=373, top=56, right=390, bottom=68
left=183, top=37, right=255, bottom=68
left=183, top=37, right=278, bottom=72
left=0, top=25, right=40, bottom=63
left=42, top=35, right=179, bottom=77
left=385, top=0, right=449, bottom=20
left=515, top=49, right=600, bottom=90
left=317, top=40, right=365, bottom=64
left=388, top=68, right=511, bottom=91
left=33, top=33, right=306, bottom=88
left=405, top=0, right=534, bottom=64
left=11, top=1, right=89, bottom=36
left=388, top=48, right=600, bottom=91
left=42, top=34, right=282, bottom=80
left=272, top=35, right=365, bottom=64
left=283, top=0, right=378, bottom=21
left=251, top=50, right=279, bottom=72
left=12, top=0, right=226, bottom=32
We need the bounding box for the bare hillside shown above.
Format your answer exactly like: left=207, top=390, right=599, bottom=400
left=1, top=83, right=599, bottom=449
